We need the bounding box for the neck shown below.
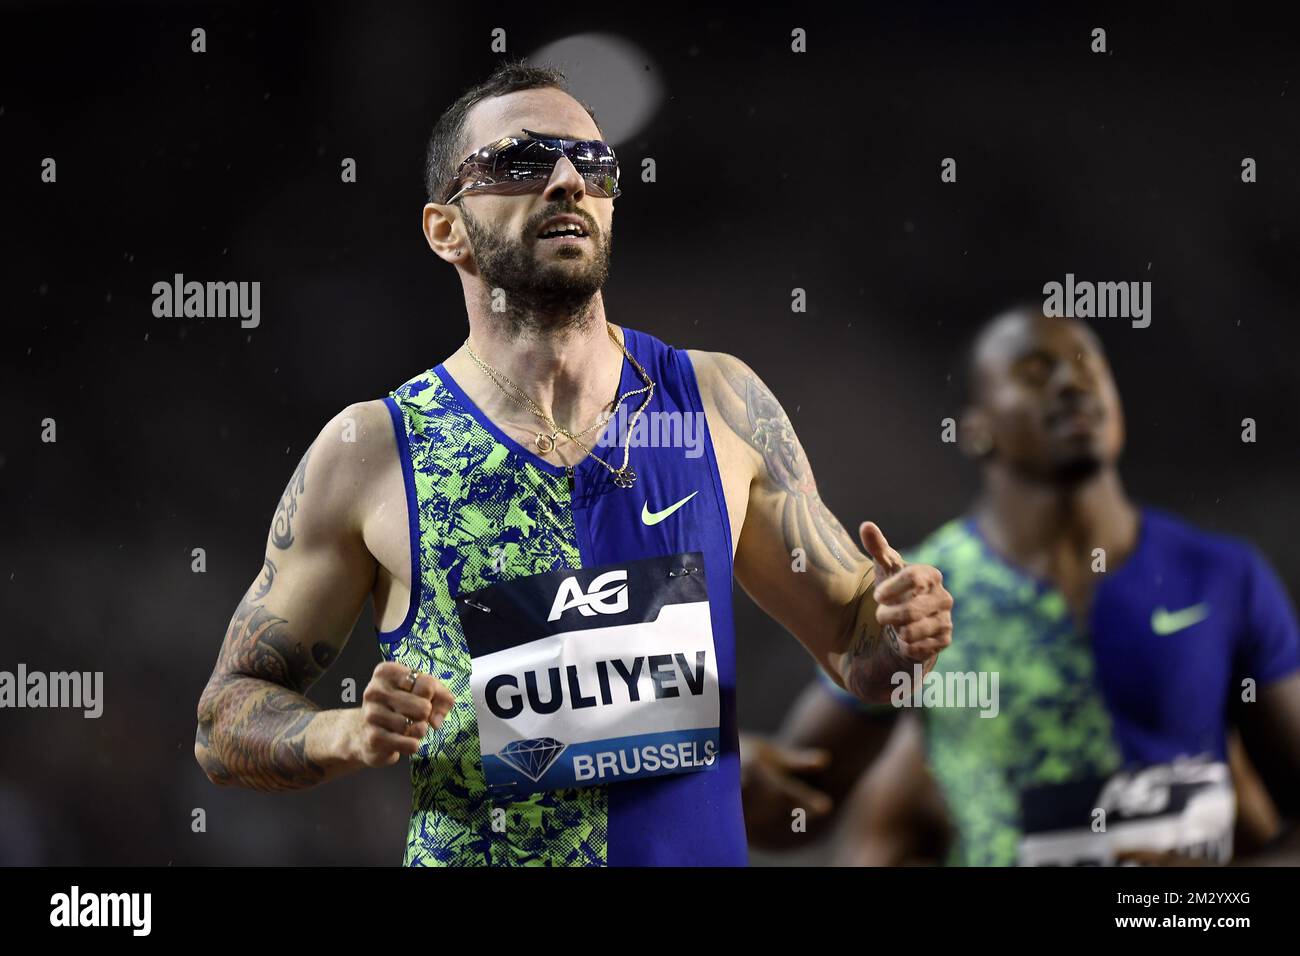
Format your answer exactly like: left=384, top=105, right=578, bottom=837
left=972, top=464, right=1139, bottom=570
left=447, top=297, right=626, bottom=450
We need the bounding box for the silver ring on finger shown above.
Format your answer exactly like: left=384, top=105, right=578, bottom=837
left=405, top=671, right=418, bottom=692
left=404, top=716, right=414, bottom=731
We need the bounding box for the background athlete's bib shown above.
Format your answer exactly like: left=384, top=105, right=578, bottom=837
left=1017, top=756, right=1235, bottom=865
left=456, top=552, right=721, bottom=798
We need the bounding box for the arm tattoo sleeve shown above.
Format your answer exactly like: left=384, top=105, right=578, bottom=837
left=713, top=356, right=860, bottom=574
left=711, top=355, right=906, bottom=701
left=196, top=591, right=337, bottom=791
left=197, top=447, right=343, bottom=791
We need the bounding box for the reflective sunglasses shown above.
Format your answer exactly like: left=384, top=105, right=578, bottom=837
left=440, top=128, right=621, bottom=204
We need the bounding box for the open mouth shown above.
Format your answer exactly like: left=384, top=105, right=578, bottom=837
left=536, top=219, right=590, bottom=241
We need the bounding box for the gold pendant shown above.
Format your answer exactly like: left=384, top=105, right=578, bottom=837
left=535, top=433, right=555, bottom=454
left=612, top=467, right=637, bottom=489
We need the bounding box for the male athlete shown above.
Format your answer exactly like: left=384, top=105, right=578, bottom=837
left=743, top=305, right=1300, bottom=865
left=193, top=62, right=953, bottom=866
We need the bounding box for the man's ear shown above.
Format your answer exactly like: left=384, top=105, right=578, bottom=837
left=959, top=407, right=994, bottom=459
left=423, top=202, right=468, bottom=264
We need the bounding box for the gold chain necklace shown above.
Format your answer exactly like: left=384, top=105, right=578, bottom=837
left=466, top=342, right=611, bottom=450
left=464, top=323, right=655, bottom=488
left=465, top=324, right=643, bottom=451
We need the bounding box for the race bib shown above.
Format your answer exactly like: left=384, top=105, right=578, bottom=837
left=455, top=551, right=721, bottom=797
left=1017, top=755, right=1235, bottom=866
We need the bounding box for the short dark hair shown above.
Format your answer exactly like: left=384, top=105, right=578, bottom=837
left=423, top=60, right=602, bottom=204
left=958, top=300, right=1046, bottom=404
left=958, top=300, right=1108, bottom=404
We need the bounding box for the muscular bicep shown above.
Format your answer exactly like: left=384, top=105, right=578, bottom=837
left=698, top=351, right=869, bottom=671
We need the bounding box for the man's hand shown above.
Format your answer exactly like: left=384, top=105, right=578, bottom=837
left=739, top=732, right=833, bottom=849
left=352, top=662, right=456, bottom=767
left=860, top=521, right=953, bottom=664
left=838, top=522, right=953, bottom=704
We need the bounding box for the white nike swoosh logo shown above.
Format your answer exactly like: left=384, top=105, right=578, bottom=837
left=641, top=491, right=698, bottom=526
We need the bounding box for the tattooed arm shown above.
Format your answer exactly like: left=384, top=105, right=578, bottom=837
left=689, top=351, right=952, bottom=704
left=195, top=402, right=453, bottom=791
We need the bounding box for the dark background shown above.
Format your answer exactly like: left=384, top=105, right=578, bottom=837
left=2, top=2, right=1297, bottom=864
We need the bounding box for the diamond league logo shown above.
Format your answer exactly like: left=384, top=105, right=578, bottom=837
left=497, top=737, right=568, bottom=782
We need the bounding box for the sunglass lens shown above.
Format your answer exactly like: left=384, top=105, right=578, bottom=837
left=453, top=136, right=620, bottom=198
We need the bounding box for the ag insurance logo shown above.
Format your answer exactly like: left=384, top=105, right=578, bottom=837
left=547, top=569, right=629, bottom=621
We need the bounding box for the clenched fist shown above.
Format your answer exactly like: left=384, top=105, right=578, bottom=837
left=350, top=661, right=455, bottom=767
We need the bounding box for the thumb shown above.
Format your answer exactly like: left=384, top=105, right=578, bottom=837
left=771, top=745, right=832, bottom=774
left=859, top=521, right=902, bottom=573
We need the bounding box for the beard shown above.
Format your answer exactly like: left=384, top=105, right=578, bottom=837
left=462, top=205, right=612, bottom=338
left=1048, top=451, right=1105, bottom=485
left=1000, top=442, right=1107, bottom=487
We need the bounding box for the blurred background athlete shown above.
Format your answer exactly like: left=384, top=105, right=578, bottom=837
left=743, top=305, right=1300, bottom=865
